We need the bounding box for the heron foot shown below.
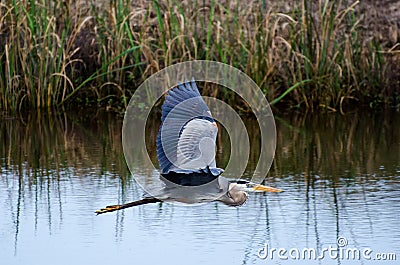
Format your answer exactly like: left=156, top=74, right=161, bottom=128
left=95, top=205, right=122, bottom=215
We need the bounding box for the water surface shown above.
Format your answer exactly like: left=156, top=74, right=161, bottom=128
left=1, top=111, right=399, bottom=265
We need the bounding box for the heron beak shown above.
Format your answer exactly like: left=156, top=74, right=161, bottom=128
left=252, top=184, right=283, bottom=193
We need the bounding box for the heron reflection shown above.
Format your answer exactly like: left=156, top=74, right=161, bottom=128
left=96, top=79, right=281, bottom=214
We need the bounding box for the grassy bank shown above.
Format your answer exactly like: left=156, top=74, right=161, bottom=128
left=0, top=0, right=399, bottom=112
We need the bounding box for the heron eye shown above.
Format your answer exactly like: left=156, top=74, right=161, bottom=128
left=236, top=180, right=249, bottom=185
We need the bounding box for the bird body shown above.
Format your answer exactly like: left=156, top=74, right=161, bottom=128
left=96, top=79, right=281, bottom=215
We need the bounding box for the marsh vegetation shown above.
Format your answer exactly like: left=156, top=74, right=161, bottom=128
left=0, top=0, right=399, bottom=111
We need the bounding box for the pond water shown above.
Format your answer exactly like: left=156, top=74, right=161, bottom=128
left=1, top=110, right=399, bottom=265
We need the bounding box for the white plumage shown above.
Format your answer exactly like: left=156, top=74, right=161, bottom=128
left=175, top=119, right=218, bottom=171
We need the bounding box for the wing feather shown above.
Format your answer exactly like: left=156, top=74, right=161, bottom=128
left=176, top=119, right=217, bottom=170
left=156, top=79, right=222, bottom=175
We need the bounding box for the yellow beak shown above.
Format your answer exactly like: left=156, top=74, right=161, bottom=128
left=253, top=184, right=283, bottom=193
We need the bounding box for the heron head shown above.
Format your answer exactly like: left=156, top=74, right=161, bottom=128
left=220, top=180, right=282, bottom=206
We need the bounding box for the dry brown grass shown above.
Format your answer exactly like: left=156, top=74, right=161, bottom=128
left=0, top=0, right=399, bottom=112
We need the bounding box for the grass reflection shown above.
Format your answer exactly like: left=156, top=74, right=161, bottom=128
left=1, top=110, right=399, bottom=197
left=2, top=110, right=398, bottom=230
left=1, top=110, right=399, bottom=261
left=1, top=111, right=130, bottom=254
left=1, top=110, right=399, bottom=263
left=1, top=111, right=129, bottom=178
left=272, top=111, right=400, bottom=184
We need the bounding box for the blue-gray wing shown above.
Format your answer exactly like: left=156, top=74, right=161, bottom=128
left=156, top=79, right=223, bottom=176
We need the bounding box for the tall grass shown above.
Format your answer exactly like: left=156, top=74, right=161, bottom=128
left=0, top=0, right=142, bottom=111
left=0, top=0, right=399, bottom=111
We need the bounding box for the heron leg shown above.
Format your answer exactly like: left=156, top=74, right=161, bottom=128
left=95, top=197, right=161, bottom=215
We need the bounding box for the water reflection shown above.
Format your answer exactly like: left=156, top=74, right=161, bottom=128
left=273, top=112, right=400, bottom=180
left=1, top=112, right=130, bottom=257
left=0, top=110, right=399, bottom=264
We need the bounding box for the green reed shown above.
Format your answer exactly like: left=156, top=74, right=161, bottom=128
left=0, top=0, right=398, bottom=111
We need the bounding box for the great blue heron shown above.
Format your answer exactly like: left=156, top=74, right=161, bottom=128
left=96, top=79, right=281, bottom=214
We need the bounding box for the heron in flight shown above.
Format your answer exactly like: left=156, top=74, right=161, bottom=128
left=96, top=79, right=281, bottom=214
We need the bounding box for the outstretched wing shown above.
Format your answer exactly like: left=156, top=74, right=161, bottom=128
left=156, top=79, right=223, bottom=176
